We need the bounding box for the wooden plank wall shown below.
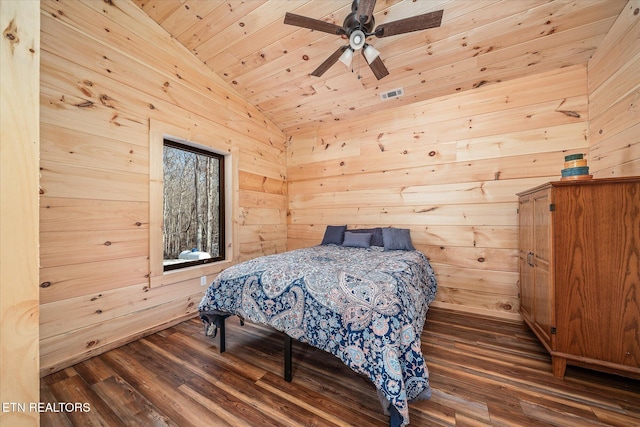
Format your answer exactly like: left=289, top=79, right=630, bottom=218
left=587, top=0, right=640, bottom=176
left=286, top=64, right=591, bottom=320
left=0, top=1, right=40, bottom=424
left=39, top=0, right=286, bottom=376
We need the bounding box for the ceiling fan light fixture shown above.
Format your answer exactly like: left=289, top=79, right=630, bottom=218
left=349, top=29, right=366, bottom=50
left=363, top=44, right=380, bottom=64
left=339, top=47, right=354, bottom=67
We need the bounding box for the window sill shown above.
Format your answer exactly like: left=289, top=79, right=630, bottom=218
left=149, top=258, right=234, bottom=288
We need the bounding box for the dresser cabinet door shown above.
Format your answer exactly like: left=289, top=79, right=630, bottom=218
left=518, top=195, right=534, bottom=324
left=553, top=182, right=640, bottom=368
left=532, top=189, right=554, bottom=349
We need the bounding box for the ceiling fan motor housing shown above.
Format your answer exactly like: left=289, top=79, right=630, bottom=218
left=343, top=11, right=375, bottom=36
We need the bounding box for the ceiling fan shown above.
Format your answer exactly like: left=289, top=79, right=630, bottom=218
left=284, top=0, right=444, bottom=80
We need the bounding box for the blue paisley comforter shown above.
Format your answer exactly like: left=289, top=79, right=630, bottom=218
left=198, top=244, right=437, bottom=426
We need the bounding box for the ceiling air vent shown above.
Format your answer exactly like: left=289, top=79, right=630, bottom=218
left=380, top=87, right=404, bottom=101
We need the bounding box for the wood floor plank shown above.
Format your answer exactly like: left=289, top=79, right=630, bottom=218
left=426, top=351, right=615, bottom=425
left=72, top=356, right=117, bottom=386
left=453, top=412, right=494, bottom=427
left=591, top=405, right=640, bottom=426
left=40, top=307, right=640, bottom=426
left=176, top=384, right=247, bottom=427
left=39, top=381, right=73, bottom=427
left=256, top=371, right=383, bottom=426
left=283, top=358, right=384, bottom=417
left=212, top=369, right=336, bottom=426
left=139, top=335, right=226, bottom=384
left=100, top=347, right=228, bottom=426
left=167, top=329, right=268, bottom=382
left=47, top=373, right=123, bottom=426
left=179, top=375, right=281, bottom=427
left=519, top=400, right=610, bottom=427
left=91, top=375, right=176, bottom=427
left=429, top=388, right=491, bottom=423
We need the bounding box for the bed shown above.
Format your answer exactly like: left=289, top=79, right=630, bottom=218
left=198, top=226, right=437, bottom=426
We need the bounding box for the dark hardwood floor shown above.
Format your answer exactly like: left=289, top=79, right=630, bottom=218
left=41, top=308, right=640, bottom=426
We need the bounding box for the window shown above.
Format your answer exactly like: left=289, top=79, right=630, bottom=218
left=162, top=139, right=224, bottom=271
left=149, top=120, right=238, bottom=285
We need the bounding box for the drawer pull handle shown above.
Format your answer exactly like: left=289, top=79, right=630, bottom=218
left=527, top=252, right=534, bottom=267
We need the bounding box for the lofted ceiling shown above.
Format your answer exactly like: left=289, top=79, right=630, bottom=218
left=132, top=0, right=626, bottom=134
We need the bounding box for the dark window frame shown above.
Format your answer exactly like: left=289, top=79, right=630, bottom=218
left=162, top=138, right=225, bottom=271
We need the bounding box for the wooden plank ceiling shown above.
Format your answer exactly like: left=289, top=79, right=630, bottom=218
left=132, top=0, right=626, bottom=134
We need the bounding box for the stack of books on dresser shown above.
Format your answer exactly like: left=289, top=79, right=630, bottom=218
left=561, top=153, right=593, bottom=181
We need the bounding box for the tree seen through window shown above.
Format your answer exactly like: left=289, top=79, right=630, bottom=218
left=163, top=139, right=224, bottom=270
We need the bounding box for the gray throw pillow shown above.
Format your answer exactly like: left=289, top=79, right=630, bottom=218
left=321, top=225, right=347, bottom=245
left=349, top=228, right=384, bottom=246
left=342, top=231, right=372, bottom=248
left=382, top=228, right=415, bottom=251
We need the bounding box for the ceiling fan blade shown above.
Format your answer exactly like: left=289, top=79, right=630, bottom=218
left=311, top=46, right=348, bottom=77
left=284, top=12, right=345, bottom=35
left=356, top=0, right=377, bottom=24
left=375, top=9, right=443, bottom=38
left=363, top=51, right=389, bottom=80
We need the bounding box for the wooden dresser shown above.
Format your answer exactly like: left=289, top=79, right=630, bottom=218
left=517, top=177, right=639, bottom=379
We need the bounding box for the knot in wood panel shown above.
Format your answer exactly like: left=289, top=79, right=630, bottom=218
left=74, top=100, right=94, bottom=108
left=99, top=94, right=115, bottom=108
left=3, top=19, right=19, bottom=54
left=557, top=110, right=580, bottom=118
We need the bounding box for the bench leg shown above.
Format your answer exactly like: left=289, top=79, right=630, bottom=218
left=219, top=316, right=226, bottom=353
left=284, top=334, right=292, bottom=382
